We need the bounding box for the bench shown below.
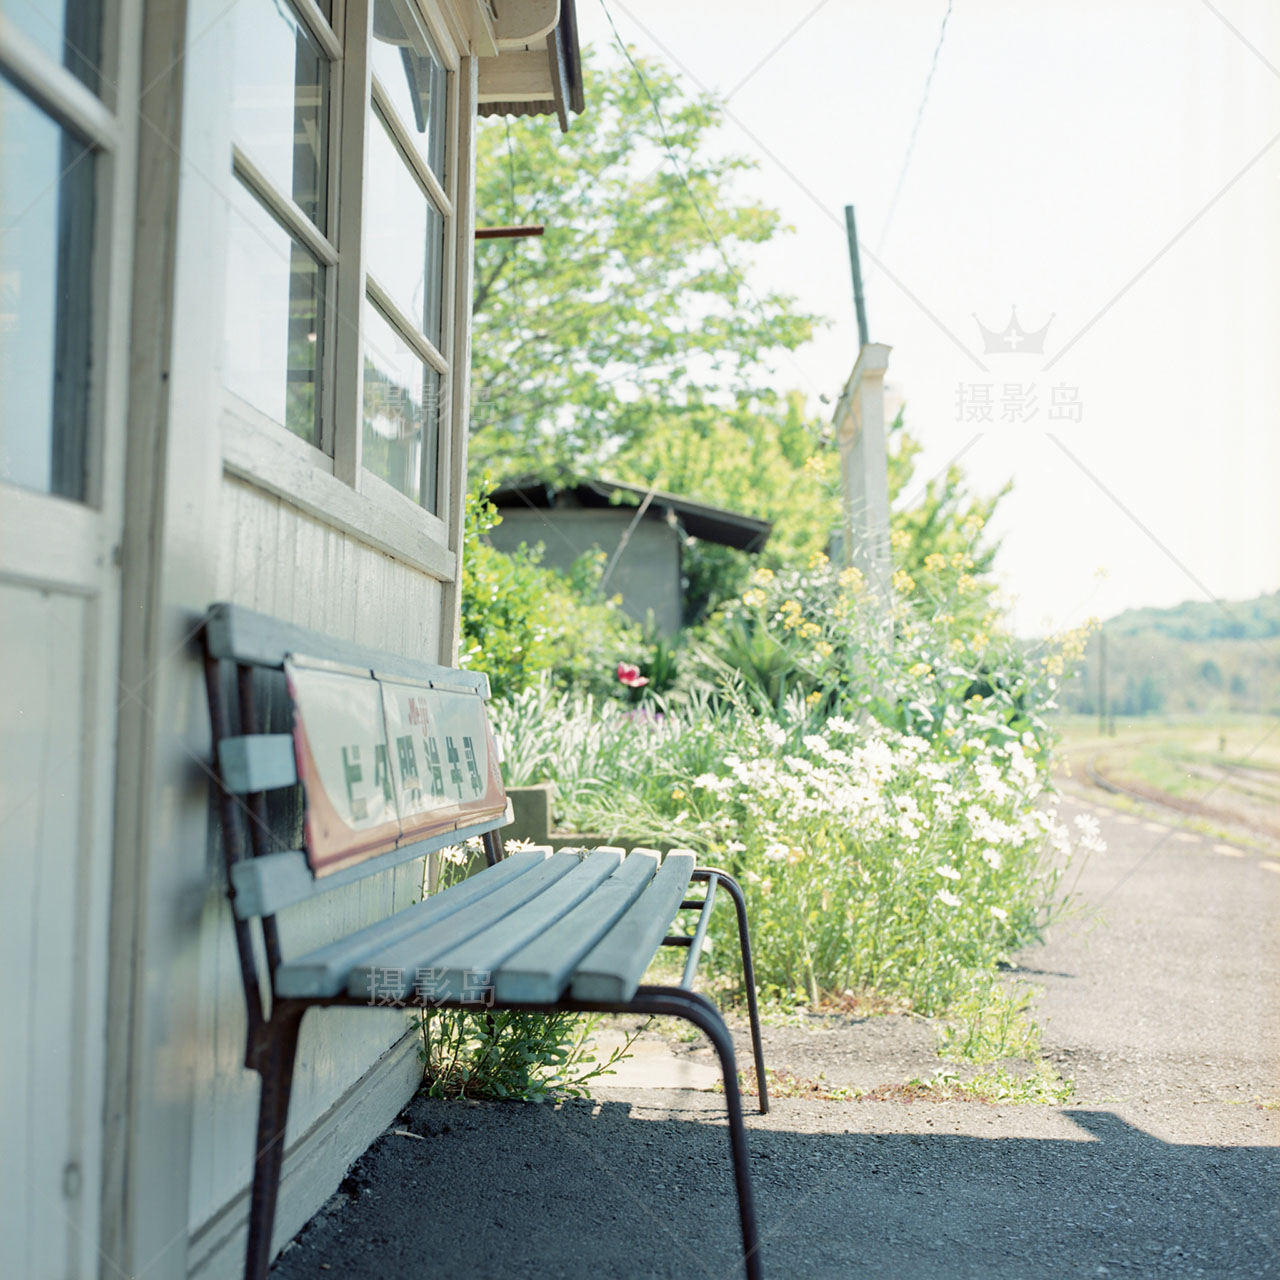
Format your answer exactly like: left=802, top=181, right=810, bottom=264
left=200, top=603, right=770, bottom=1280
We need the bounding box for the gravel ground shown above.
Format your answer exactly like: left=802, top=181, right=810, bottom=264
left=271, top=795, right=1280, bottom=1279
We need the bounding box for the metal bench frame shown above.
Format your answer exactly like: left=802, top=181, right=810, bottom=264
left=200, top=604, right=770, bottom=1280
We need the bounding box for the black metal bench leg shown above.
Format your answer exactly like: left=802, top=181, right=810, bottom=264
left=693, top=869, right=770, bottom=1115
left=245, top=1008, right=305, bottom=1280
left=630, top=987, right=763, bottom=1280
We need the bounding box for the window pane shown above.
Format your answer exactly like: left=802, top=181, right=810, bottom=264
left=222, top=177, right=323, bottom=445
left=1, top=0, right=103, bottom=93
left=362, top=300, right=440, bottom=513
left=0, top=80, right=95, bottom=500
left=370, top=0, right=447, bottom=178
left=229, top=0, right=329, bottom=229
left=365, top=108, right=444, bottom=348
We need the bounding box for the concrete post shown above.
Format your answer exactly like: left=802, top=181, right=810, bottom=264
left=834, top=341, right=892, bottom=598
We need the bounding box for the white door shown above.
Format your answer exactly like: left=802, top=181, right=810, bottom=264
left=0, top=3, right=137, bottom=1273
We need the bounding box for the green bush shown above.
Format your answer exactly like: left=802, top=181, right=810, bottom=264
left=459, top=481, right=644, bottom=699
left=489, top=560, right=1102, bottom=1016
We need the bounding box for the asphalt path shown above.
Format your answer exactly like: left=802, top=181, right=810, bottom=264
left=271, top=796, right=1280, bottom=1279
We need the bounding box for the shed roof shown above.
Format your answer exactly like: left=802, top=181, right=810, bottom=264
left=488, top=476, right=773, bottom=553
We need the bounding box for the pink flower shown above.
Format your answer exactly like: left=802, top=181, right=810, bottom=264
left=616, top=661, right=649, bottom=688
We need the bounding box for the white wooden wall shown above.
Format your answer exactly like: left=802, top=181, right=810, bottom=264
left=185, top=478, right=446, bottom=1234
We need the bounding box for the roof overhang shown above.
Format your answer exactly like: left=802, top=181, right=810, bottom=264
left=477, top=0, right=584, bottom=132
left=488, top=476, right=773, bottom=553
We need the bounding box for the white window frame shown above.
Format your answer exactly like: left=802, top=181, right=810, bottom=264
left=0, top=0, right=136, bottom=591
left=219, top=0, right=467, bottom=580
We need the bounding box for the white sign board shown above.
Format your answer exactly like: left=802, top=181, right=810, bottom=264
left=285, top=659, right=506, bottom=876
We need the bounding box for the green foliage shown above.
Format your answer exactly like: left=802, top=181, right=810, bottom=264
left=937, top=978, right=1043, bottom=1062
left=469, top=52, right=821, bottom=476
left=610, top=390, right=841, bottom=621
left=1056, top=593, right=1280, bottom=716
left=419, top=1006, right=638, bottom=1102
left=490, top=561, right=1099, bottom=1017
left=459, top=479, right=642, bottom=699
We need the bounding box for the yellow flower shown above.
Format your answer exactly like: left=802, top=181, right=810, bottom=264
left=838, top=566, right=865, bottom=593
left=937, top=613, right=955, bottom=625
left=742, top=588, right=767, bottom=608
left=781, top=598, right=801, bottom=614
left=805, top=690, right=822, bottom=706
left=802, top=454, right=825, bottom=475
left=950, top=552, right=966, bottom=568
left=956, top=574, right=978, bottom=592
left=893, top=569, right=915, bottom=594
left=1042, top=654, right=1065, bottom=676
left=816, top=640, right=834, bottom=658
left=752, top=567, right=775, bottom=584
left=671, top=788, right=686, bottom=802
left=973, top=630, right=988, bottom=649
left=950, top=638, right=966, bottom=653
left=799, top=621, right=821, bottom=639
left=783, top=613, right=802, bottom=630
left=924, top=552, right=947, bottom=573
left=890, top=528, right=911, bottom=552
left=962, top=513, right=985, bottom=536
left=808, top=550, right=829, bottom=569
left=909, top=662, right=933, bottom=678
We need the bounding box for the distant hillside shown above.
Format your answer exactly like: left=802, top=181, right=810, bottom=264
left=1104, top=592, right=1280, bottom=643
left=1056, top=591, right=1280, bottom=717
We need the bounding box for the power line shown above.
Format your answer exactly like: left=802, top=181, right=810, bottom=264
left=878, top=0, right=954, bottom=254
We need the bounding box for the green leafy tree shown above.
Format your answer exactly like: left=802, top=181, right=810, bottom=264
left=469, top=51, right=820, bottom=476
left=610, top=389, right=841, bottom=620
left=458, top=480, right=640, bottom=698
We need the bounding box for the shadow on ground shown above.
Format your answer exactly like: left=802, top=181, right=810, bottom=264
left=271, top=1095, right=1279, bottom=1279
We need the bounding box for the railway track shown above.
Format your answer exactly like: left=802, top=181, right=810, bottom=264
left=1081, top=746, right=1280, bottom=843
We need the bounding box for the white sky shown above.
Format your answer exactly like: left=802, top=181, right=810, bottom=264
left=576, top=0, right=1280, bottom=636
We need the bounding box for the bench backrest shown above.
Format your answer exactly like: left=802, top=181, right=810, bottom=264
left=202, top=603, right=511, bottom=924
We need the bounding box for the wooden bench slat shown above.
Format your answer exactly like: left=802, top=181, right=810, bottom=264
left=274, top=849, right=551, bottom=997
left=228, top=807, right=514, bottom=919
left=217, top=734, right=298, bottom=793
left=346, top=852, right=584, bottom=1000
left=418, top=848, right=627, bottom=1003
left=493, top=850, right=661, bottom=1003
left=569, top=850, right=697, bottom=1003
left=206, top=602, right=490, bottom=694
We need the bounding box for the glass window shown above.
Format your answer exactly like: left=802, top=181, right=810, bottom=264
left=370, top=0, right=447, bottom=178
left=1, top=0, right=103, bottom=94
left=365, top=108, right=445, bottom=348
left=362, top=300, right=440, bottom=513
left=0, top=79, right=95, bottom=500
left=222, top=179, right=324, bottom=444
left=229, top=0, right=330, bottom=229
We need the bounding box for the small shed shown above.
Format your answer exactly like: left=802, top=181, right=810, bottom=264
left=488, top=476, right=772, bottom=636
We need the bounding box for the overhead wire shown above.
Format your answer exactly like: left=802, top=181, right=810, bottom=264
left=877, top=0, right=954, bottom=255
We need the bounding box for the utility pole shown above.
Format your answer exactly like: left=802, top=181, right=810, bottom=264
left=832, top=204, right=892, bottom=598
left=1097, top=630, right=1108, bottom=736
left=846, top=205, right=869, bottom=348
